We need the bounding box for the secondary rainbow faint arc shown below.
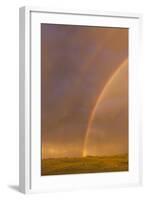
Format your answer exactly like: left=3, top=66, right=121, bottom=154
left=82, top=58, right=128, bottom=157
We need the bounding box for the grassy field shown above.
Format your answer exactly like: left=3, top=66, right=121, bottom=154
left=41, top=154, right=128, bottom=176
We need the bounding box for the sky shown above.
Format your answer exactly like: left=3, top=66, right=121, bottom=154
left=41, top=23, right=128, bottom=159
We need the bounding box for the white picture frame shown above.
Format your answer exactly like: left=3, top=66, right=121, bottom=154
left=19, top=6, right=143, bottom=194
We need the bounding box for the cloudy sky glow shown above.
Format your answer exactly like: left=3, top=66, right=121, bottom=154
left=41, top=24, right=128, bottom=159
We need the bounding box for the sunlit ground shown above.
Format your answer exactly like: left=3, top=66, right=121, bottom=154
left=41, top=154, right=128, bottom=176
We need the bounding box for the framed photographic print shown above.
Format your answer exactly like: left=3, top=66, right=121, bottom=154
left=19, top=6, right=143, bottom=193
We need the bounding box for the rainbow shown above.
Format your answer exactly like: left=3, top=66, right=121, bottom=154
left=82, top=58, right=128, bottom=157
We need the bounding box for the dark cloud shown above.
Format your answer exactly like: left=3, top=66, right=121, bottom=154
left=41, top=24, right=128, bottom=158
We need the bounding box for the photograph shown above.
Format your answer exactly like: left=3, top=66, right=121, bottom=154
left=41, top=23, right=128, bottom=176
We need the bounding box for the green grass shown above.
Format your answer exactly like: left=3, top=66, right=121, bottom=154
left=41, top=154, right=128, bottom=176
